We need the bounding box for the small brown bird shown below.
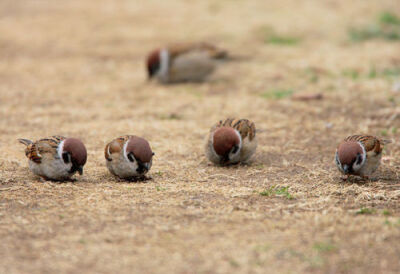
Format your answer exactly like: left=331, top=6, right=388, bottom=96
left=105, top=135, right=154, bottom=179
left=335, top=135, right=391, bottom=179
left=18, top=136, right=87, bottom=181
left=146, top=42, right=227, bottom=83
left=205, top=118, right=257, bottom=165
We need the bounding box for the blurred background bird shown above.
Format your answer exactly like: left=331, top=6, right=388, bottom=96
left=146, top=42, right=228, bottom=83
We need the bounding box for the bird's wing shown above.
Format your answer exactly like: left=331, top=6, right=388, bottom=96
left=105, top=135, right=130, bottom=161
left=27, top=136, right=65, bottom=163
left=345, top=135, right=382, bottom=154
left=215, top=118, right=256, bottom=141
left=168, top=42, right=227, bottom=60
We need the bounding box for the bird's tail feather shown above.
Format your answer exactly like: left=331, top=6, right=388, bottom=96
left=18, top=138, right=33, bottom=146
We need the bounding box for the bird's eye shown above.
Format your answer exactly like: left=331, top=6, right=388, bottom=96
left=62, top=152, right=70, bottom=164
left=127, top=152, right=135, bottom=162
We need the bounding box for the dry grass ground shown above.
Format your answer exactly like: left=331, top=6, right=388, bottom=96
left=1, top=0, right=400, bottom=273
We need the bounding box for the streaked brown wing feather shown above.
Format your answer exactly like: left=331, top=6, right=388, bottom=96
left=26, top=143, right=42, bottom=163
left=27, top=136, right=64, bottom=163
left=168, top=42, right=227, bottom=60
left=344, top=135, right=382, bottom=154
left=215, top=118, right=256, bottom=141
left=105, top=136, right=130, bottom=161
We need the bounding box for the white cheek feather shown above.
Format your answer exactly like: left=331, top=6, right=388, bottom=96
left=210, top=132, right=218, bottom=157
left=122, top=140, right=129, bottom=162
left=57, top=140, right=65, bottom=159
left=359, top=142, right=366, bottom=158
left=107, top=144, right=111, bottom=158
left=234, top=130, right=242, bottom=151
left=353, top=142, right=367, bottom=171
left=159, top=49, right=169, bottom=78
left=228, top=130, right=243, bottom=160
left=122, top=139, right=138, bottom=170
left=335, top=150, right=343, bottom=172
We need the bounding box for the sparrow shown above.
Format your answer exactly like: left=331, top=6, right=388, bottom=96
left=335, top=135, right=391, bottom=179
left=18, top=136, right=87, bottom=181
left=146, top=42, right=227, bottom=83
left=105, top=135, right=154, bottom=179
left=205, top=118, right=257, bottom=165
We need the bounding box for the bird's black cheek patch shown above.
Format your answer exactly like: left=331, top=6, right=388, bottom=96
left=355, top=153, right=363, bottom=165
left=62, top=152, right=70, bottom=164
left=231, top=145, right=239, bottom=154
left=127, top=153, right=135, bottom=162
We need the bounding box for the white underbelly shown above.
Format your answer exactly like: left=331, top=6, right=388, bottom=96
left=29, top=158, right=72, bottom=180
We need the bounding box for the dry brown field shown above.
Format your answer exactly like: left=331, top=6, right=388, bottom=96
left=1, top=0, right=399, bottom=273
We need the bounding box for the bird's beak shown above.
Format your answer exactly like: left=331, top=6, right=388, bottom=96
left=137, top=162, right=149, bottom=174
left=78, top=166, right=83, bottom=175
left=343, top=165, right=349, bottom=174
left=221, top=154, right=230, bottom=165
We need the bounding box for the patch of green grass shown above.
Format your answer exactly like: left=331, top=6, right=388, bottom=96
left=306, top=255, right=325, bottom=269
left=379, top=12, right=400, bottom=26
left=368, top=67, right=378, bottom=79
left=382, top=209, right=391, bottom=216
left=261, top=89, right=294, bottom=99
left=349, top=12, right=400, bottom=42
left=348, top=25, right=382, bottom=42
left=254, top=163, right=264, bottom=170
left=384, top=218, right=400, bottom=227
left=356, top=208, right=375, bottom=215
left=155, top=186, right=166, bottom=191
left=260, top=188, right=274, bottom=197
left=266, top=34, right=300, bottom=45
left=254, top=244, right=271, bottom=252
left=342, top=69, right=360, bottom=80
left=309, top=74, right=319, bottom=83
left=313, top=242, right=336, bottom=253
left=381, top=129, right=388, bottom=136
left=304, top=68, right=320, bottom=83
left=392, top=127, right=397, bottom=134
left=228, top=258, right=240, bottom=268
left=260, top=186, right=294, bottom=199
left=256, top=26, right=301, bottom=46
left=382, top=67, right=400, bottom=77
left=348, top=66, right=400, bottom=80
left=159, top=113, right=182, bottom=120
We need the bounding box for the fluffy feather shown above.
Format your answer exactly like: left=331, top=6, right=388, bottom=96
left=335, top=135, right=390, bottom=178
left=18, top=136, right=86, bottom=180
left=105, top=135, right=153, bottom=179
left=205, top=118, right=257, bottom=165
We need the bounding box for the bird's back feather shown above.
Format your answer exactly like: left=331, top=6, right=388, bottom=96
left=105, top=136, right=128, bottom=161
left=214, top=118, right=256, bottom=141
left=344, top=135, right=384, bottom=154
left=19, top=136, right=65, bottom=164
